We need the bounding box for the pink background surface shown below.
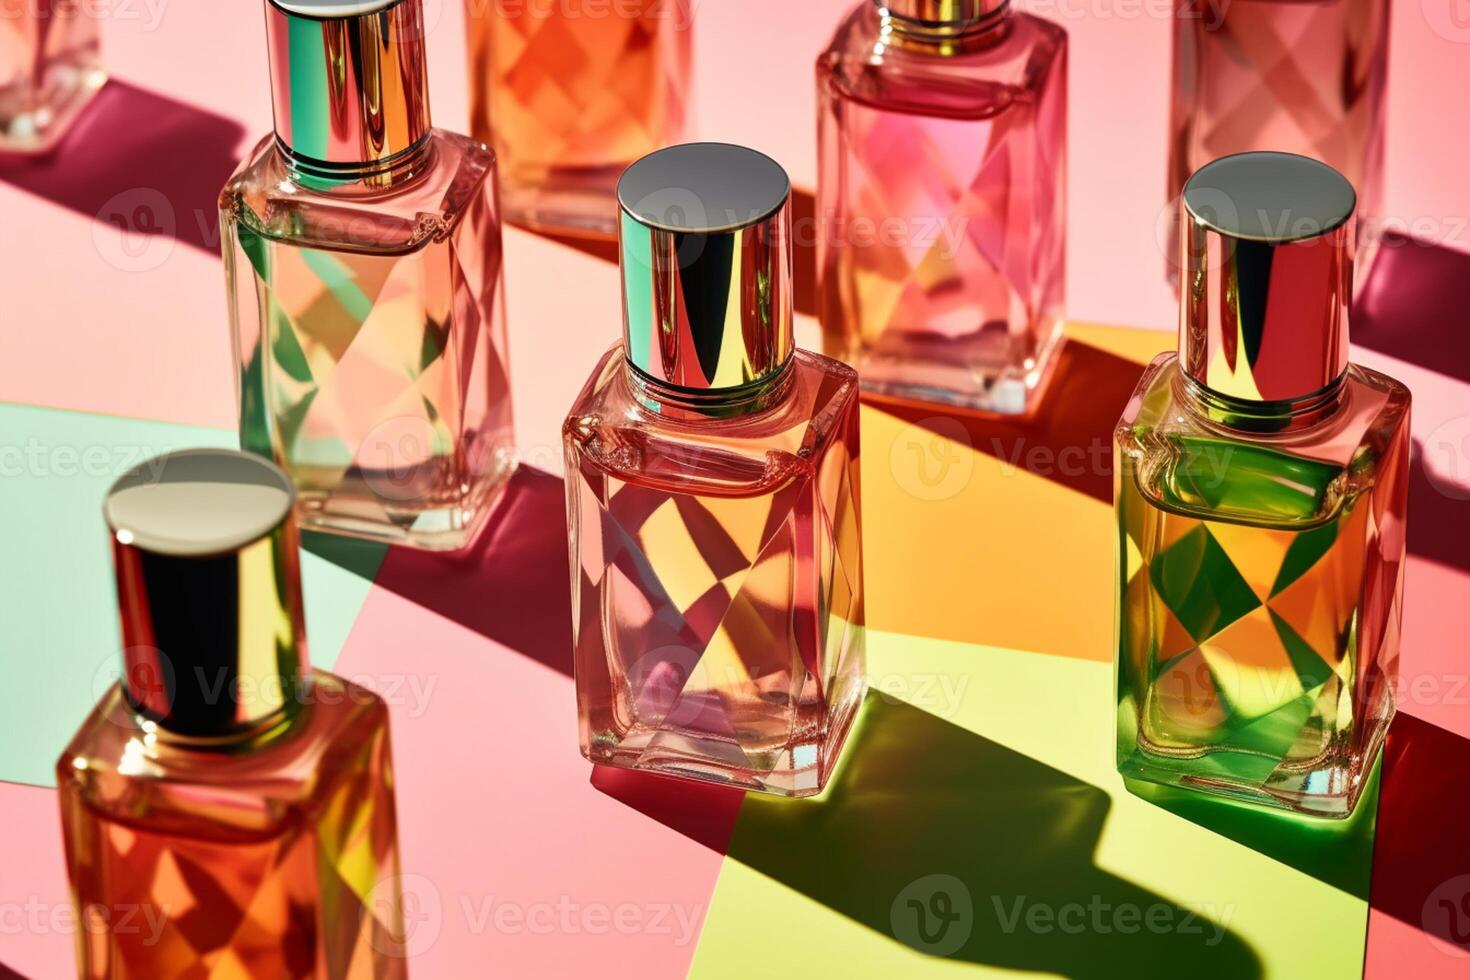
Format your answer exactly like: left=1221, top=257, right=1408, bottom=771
left=1, top=1, right=1467, bottom=976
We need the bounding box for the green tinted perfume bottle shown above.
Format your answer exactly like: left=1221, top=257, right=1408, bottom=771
left=1115, top=152, right=1410, bottom=817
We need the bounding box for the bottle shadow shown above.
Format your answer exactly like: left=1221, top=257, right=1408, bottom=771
left=1355, top=233, right=1470, bottom=386
left=1368, top=713, right=1470, bottom=951
left=600, top=693, right=1263, bottom=977
left=303, top=465, right=575, bottom=676
left=0, top=79, right=245, bottom=254
left=868, top=337, right=1146, bottom=504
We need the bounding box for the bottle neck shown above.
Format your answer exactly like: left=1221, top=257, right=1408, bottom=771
left=624, top=355, right=794, bottom=421
left=876, top=0, right=1012, bottom=46
left=1176, top=368, right=1348, bottom=435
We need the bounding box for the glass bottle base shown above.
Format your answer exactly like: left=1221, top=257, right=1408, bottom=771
left=855, top=330, right=1060, bottom=416
left=1118, top=717, right=1389, bottom=819
left=584, top=680, right=865, bottom=799
left=501, top=165, right=624, bottom=239
left=294, top=459, right=514, bottom=552
left=0, top=67, right=105, bottom=154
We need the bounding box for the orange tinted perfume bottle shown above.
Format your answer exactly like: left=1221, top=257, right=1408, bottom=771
left=222, top=0, right=515, bottom=551
left=57, top=450, right=406, bottom=978
left=465, top=0, right=694, bottom=236
left=564, top=144, right=866, bottom=796
left=1116, top=154, right=1410, bottom=817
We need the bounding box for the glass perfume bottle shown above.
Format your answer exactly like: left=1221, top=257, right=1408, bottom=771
left=817, top=0, right=1067, bottom=414
left=1167, top=0, right=1388, bottom=288
left=564, top=143, right=866, bottom=797
left=0, top=0, right=104, bottom=152
left=1116, top=153, right=1409, bottom=818
left=57, top=449, right=406, bottom=978
left=221, top=0, right=515, bottom=551
left=465, top=0, right=693, bottom=237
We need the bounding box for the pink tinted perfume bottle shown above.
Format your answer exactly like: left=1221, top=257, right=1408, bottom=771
left=57, top=450, right=406, bottom=977
left=1116, top=153, right=1410, bottom=817
left=0, top=0, right=104, bottom=152
left=221, top=0, right=515, bottom=551
left=817, top=0, right=1067, bottom=414
left=465, top=0, right=694, bottom=237
left=1168, top=0, right=1388, bottom=287
left=564, top=143, right=866, bottom=797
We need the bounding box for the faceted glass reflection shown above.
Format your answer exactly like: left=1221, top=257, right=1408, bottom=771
left=57, top=674, right=405, bottom=979
left=564, top=349, right=865, bottom=797
left=1115, top=356, right=1410, bottom=817
left=0, top=0, right=104, bottom=152
left=467, top=0, right=693, bottom=236
left=221, top=132, right=516, bottom=551
left=1168, top=0, right=1389, bottom=286
left=817, top=4, right=1067, bottom=414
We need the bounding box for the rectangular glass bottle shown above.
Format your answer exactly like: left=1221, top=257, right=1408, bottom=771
left=817, top=0, right=1066, bottom=414
left=465, top=0, right=694, bottom=237
left=1117, top=153, right=1409, bottom=817
left=222, top=0, right=514, bottom=551
left=0, top=0, right=104, bottom=152
left=565, top=144, right=866, bottom=797
left=1168, top=0, right=1388, bottom=287
left=58, top=449, right=407, bottom=977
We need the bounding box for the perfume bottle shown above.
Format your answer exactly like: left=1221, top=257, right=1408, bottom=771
left=0, top=0, right=104, bottom=152
left=817, top=0, right=1067, bottom=414
left=221, top=0, right=515, bottom=551
left=1167, top=0, right=1388, bottom=288
left=465, top=0, right=693, bottom=237
left=57, top=449, right=406, bottom=978
left=563, top=143, right=866, bottom=797
left=1116, top=152, right=1409, bottom=817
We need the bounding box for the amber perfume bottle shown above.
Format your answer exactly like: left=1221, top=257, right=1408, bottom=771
left=817, top=0, right=1067, bottom=414
left=57, top=449, right=405, bottom=978
left=1168, top=0, right=1388, bottom=287
left=1116, top=153, right=1409, bottom=817
left=465, top=0, right=693, bottom=237
left=564, top=143, right=865, bottom=797
left=222, top=0, right=515, bottom=551
left=0, top=0, right=104, bottom=152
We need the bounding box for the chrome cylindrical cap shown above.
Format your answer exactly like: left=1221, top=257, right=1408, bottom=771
left=877, top=0, right=1009, bottom=34
left=104, top=450, right=309, bottom=740
left=264, top=0, right=431, bottom=178
left=618, top=143, right=794, bottom=393
left=1179, top=152, right=1355, bottom=403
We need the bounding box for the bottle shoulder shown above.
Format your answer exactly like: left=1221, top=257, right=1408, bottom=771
left=564, top=347, right=861, bottom=496
left=220, top=130, right=497, bottom=255
left=1117, top=355, right=1410, bottom=528
left=58, top=671, right=391, bottom=839
left=819, top=4, right=1066, bottom=117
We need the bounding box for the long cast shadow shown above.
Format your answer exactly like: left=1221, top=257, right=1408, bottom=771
left=1355, top=233, right=1470, bottom=385
left=305, top=466, right=576, bottom=676
left=0, top=79, right=245, bottom=253
left=868, top=338, right=1145, bottom=504
left=1369, top=713, right=1470, bottom=952
left=715, top=694, right=1262, bottom=976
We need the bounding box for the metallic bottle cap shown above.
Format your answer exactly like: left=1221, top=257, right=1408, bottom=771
left=617, top=143, right=794, bottom=393
left=104, top=450, right=309, bottom=741
left=263, top=0, right=431, bottom=178
left=876, top=0, right=1010, bottom=33
left=1179, top=151, right=1355, bottom=404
